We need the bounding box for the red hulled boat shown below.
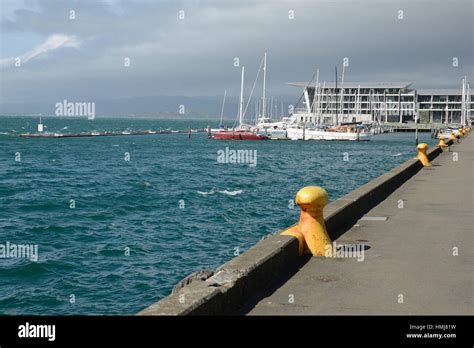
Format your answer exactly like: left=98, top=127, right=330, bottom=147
left=213, top=129, right=268, bottom=140
left=213, top=65, right=269, bottom=141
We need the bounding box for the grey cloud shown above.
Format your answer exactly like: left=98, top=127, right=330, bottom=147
left=0, top=0, right=472, bottom=104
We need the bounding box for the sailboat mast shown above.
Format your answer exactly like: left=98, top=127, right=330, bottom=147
left=255, top=99, right=258, bottom=124
left=320, top=81, right=326, bottom=125
left=335, top=66, right=338, bottom=126
left=462, top=76, right=467, bottom=126
left=220, top=90, right=227, bottom=126
left=356, top=85, right=361, bottom=117
left=239, top=66, right=245, bottom=128
left=467, top=81, right=471, bottom=125
left=262, top=52, right=267, bottom=119
left=270, top=96, right=274, bottom=118
left=313, top=68, right=319, bottom=113
left=339, top=62, right=345, bottom=125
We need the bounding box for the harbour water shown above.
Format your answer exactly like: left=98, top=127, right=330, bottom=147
left=0, top=116, right=436, bottom=315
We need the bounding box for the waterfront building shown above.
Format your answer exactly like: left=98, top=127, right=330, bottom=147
left=288, top=81, right=473, bottom=125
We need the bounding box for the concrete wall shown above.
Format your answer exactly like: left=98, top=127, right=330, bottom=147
left=137, top=142, right=447, bottom=316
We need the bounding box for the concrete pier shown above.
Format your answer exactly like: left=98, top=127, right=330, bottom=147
left=387, top=122, right=459, bottom=132
left=243, top=135, right=473, bottom=315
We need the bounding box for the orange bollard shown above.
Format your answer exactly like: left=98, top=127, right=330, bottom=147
left=438, top=137, right=449, bottom=151
left=281, top=186, right=332, bottom=256
left=417, top=143, right=431, bottom=167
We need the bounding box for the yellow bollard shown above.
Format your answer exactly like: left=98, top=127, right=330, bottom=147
left=417, top=143, right=431, bottom=167
left=438, top=137, right=449, bottom=151
left=281, top=186, right=332, bottom=256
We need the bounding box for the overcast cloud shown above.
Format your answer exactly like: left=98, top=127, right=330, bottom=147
left=0, top=0, right=473, bottom=103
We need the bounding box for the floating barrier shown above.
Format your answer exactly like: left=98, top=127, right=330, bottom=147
left=417, top=143, right=431, bottom=167
left=17, top=129, right=207, bottom=138
left=281, top=186, right=332, bottom=256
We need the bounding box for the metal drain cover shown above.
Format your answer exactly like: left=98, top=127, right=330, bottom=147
left=360, top=216, right=388, bottom=221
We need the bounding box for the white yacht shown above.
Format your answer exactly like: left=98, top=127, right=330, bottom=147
left=286, top=125, right=371, bottom=141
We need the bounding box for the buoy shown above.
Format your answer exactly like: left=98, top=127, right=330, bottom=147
left=438, top=137, right=449, bottom=151
left=281, top=186, right=331, bottom=256
left=417, top=143, right=431, bottom=167
left=458, top=128, right=464, bottom=137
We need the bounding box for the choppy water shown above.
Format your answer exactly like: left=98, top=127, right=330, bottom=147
left=0, top=116, right=436, bottom=315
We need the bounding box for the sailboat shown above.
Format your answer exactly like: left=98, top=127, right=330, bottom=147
left=213, top=65, right=268, bottom=140
left=210, top=90, right=228, bottom=134
left=254, top=53, right=289, bottom=136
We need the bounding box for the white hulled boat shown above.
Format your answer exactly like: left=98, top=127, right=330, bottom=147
left=286, top=124, right=371, bottom=141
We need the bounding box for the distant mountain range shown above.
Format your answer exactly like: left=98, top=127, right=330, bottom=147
left=0, top=94, right=295, bottom=119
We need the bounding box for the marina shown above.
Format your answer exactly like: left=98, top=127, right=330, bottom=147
left=208, top=55, right=472, bottom=141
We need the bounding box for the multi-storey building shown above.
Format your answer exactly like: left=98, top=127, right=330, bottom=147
left=288, top=81, right=472, bottom=125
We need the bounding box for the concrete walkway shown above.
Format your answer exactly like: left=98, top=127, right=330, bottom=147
left=245, top=135, right=473, bottom=315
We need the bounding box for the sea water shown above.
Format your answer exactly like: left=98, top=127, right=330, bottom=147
left=0, top=116, right=436, bottom=315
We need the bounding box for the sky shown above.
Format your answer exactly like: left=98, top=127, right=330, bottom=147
left=0, top=0, right=473, bottom=104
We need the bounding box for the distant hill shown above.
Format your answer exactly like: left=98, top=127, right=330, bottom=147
left=0, top=94, right=294, bottom=119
